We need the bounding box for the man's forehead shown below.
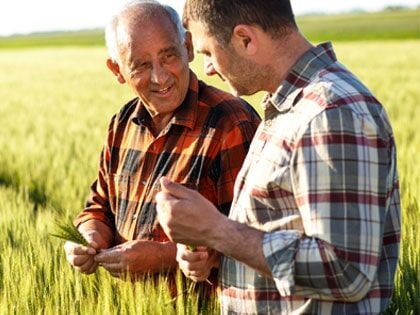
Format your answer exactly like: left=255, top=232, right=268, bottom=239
left=116, top=17, right=180, bottom=52
left=188, top=19, right=207, bottom=36
left=188, top=20, right=212, bottom=47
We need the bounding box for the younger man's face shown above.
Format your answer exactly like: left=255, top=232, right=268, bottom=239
left=188, top=20, right=261, bottom=96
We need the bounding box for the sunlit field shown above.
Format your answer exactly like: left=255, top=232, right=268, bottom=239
left=0, top=11, right=419, bottom=314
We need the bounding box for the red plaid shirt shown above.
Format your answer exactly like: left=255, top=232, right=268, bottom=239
left=220, top=43, right=401, bottom=314
left=75, top=71, right=260, bottom=243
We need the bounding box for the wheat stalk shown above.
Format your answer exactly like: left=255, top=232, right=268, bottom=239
left=50, top=220, right=88, bottom=246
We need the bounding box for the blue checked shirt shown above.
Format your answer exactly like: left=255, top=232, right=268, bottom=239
left=219, top=42, right=401, bottom=314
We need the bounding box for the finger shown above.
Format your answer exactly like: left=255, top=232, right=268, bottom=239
left=67, top=253, right=91, bottom=267
left=84, top=261, right=98, bottom=275
left=94, top=248, right=121, bottom=264
left=190, top=275, right=209, bottom=282
left=177, top=249, right=208, bottom=263
left=182, top=269, right=208, bottom=282
left=159, top=177, right=195, bottom=199
left=195, top=246, right=208, bottom=252
left=188, top=269, right=208, bottom=279
left=78, top=257, right=96, bottom=273
left=73, top=257, right=95, bottom=273
left=64, top=242, right=96, bottom=256
left=101, top=262, right=125, bottom=273
left=178, top=258, right=208, bottom=276
left=86, top=240, right=99, bottom=250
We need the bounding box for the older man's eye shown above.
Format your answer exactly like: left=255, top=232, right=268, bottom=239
left=130, top=63, right=150, bottom=76
left=163, top=53, right=177, bottom=63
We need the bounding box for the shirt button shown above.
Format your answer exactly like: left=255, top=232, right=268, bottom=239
left=132, top=214, right=138, bottom=220
left=265, top=120, right=272, bottom=127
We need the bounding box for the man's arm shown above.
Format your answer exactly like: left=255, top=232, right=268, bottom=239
left=78, top=219, right=114, bottom=249
left=74, top=115, right=117, bottom=237
left=65, top=116, right=117, bottom=274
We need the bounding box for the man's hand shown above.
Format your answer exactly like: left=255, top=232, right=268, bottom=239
left=64, top=221, right=113, bottom=275
left=177, top=244, right=220, bottom=282
left=156, top=177, right=272, bottom=277
left=64, top=239, right=100, bottom=275
left=94, top=240, right=177, bottom=278
left=155, top=177, right=225, bottom=246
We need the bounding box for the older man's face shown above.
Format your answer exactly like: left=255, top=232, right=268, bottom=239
left=117, top=15, right=193, bottom=117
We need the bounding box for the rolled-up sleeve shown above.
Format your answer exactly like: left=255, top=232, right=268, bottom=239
left=74, top=115, right=117, bottom=232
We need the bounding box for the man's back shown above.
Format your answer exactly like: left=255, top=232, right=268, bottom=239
left=221, top=42, right=400, bottom=314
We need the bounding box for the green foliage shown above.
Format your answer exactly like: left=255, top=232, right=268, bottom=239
left=0, top=37, right=418, bottom=314
left=50, top=220, right=89, bottom=246
left=0, top=9, right=418, bottom=49
left=297, top=9, right=420, bottom=42
left=0, top=30, right=104, bottom=49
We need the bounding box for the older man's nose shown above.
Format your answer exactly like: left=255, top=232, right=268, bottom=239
left=151, top=63, right=170, bottom=85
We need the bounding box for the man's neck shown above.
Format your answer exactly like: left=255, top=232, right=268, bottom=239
left=263, top=33, right=313, bottom=93
left=150, top=112, right=173, bottom=137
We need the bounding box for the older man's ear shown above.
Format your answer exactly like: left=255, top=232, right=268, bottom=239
left=106, top=58, right=126, bottom=84
left=184, top=31, right=194, bottom=62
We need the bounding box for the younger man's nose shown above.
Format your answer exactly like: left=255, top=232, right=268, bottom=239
left=204, top=56, right=217, bottom=77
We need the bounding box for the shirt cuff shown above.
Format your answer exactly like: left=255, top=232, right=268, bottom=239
left=262, top=230, right=301, bottom=296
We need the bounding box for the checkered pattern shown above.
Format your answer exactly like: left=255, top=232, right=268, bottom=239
left=75, top=71, right=260, bottom=243
left=220, top=43, right=401, bottom=314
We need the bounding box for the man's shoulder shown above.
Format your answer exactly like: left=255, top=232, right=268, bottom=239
left=113, top=97, right=139, bottom=124
left=297, top=62, right=382, bottom=116
left=312, top=62, right=377, bottom=106
left=197, top=80, right=261, bottom=124
left=289, top=65, right=393, bottom=139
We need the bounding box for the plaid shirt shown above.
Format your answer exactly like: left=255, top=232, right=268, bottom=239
left=75, top=71, right=260, bottom=243
left=220, top=43, right=401, bottom=314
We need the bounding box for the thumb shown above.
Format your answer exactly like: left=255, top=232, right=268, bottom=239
left=88, top=240, right=100, bottom=251
left=159, top=176, right=194, bottom=199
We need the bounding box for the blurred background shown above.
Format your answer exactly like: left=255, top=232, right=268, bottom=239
left=0, top=0, right=419, bottom=37
left=0, top=1, right=418, bottom=314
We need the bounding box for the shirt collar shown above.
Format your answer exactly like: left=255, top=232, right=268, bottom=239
left=171, top=71, right=198, bottom=130
left=133, top=70, right=198, bottom=130
left=264, top=42, right=337, bottom=114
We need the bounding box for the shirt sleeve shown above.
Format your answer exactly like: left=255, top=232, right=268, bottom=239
left=262, top=106, right=396, bottom=302
left=212, top=119, right=260, bottom=215
left=74, top=115, right=117, bottom=232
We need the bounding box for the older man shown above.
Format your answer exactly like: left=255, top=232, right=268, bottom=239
left=156, top=0, right=401, bottom=314
left=64, top=0, right=260, bottom=279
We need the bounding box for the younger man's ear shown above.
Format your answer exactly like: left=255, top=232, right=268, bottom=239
left=184, top=31, right=195, bottom=62
left=106, top=58, right=126, bottom=84
left=232, top=25, right=257, bottom=56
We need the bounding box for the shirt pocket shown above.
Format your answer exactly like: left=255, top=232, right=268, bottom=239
left=108, top=173, right=136, bottom=231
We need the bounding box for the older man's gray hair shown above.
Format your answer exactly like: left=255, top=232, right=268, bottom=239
left=105, top=0, right=186, bottom=62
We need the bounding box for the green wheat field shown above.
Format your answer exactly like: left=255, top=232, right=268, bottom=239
left=0, top=9, right=419, bottom=314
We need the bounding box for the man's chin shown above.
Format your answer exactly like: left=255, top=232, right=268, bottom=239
left=229, top=85, right=254, bottom=97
